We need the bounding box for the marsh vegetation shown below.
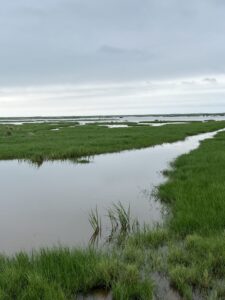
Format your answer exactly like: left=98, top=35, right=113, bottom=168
left=1, top=121, right=225, bottom=164
left=0, top=121, right=225, bottom=299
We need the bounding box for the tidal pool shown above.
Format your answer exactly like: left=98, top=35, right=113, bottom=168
left=0, top=130, right=223, bottom=254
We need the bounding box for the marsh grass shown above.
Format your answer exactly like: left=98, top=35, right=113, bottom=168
left=106, top=203, right=141, bottom=244
left=111, top=202, right=131, bottom=233
left=167, top=234, right=225, bottom=299
left=155, top=130, right=225, bottom=298
left=5, top=126, right=13, bottom=136
left=107, top=207, right=119, bottom=232
left=1, top=121, right=225, bottom=163
left=1, top=123, right=225, bottom=299
left=158, top=130, right=225, bottom=235
left=0, top=248, right=153, bottom=299
left=89, top=207, right=102, bottom=245
left=89, top=202, right=141, bottom=245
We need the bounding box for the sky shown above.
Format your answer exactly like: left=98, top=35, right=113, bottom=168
left=1, top=0, right=225, bottom=116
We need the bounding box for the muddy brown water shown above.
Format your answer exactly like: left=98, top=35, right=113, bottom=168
left=0, top=130, right=224, bottom=254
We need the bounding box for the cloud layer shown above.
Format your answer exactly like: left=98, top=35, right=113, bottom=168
left=1, top=0, right=225, bottom=85
left=1, top=1, right=225, bottom=115
left=1, top=77, right=225, bottom=116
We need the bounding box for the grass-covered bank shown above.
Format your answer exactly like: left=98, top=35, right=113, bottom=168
left=155, top=130, right=225, bottom=299
left=1, top=121, right=225, bottom=164
left=158, top=130, right=225, bottom=236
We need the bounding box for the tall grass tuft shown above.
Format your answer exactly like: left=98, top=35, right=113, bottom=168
left=89, top=207, right=102, bottom=245
left=112, top=202, right=131, bottom=233
left=89, top=202, right=141, bottom=244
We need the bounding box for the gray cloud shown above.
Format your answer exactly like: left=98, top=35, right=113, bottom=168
left=0, top=0, right=225, bottom=86
left=1, top=0, right=225, bottom=116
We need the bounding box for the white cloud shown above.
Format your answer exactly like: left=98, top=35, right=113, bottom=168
left=1, top=76, right=225, bottom=116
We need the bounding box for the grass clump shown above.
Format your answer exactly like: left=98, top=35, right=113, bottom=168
left=89, top=207, right=102, bottom=236
left=0, top=248, right=153, bottom=299
left=89, top=202, right=140, bottom=245
left=113, top=278, right=153, bottom=300
left=168, top=234, right=225, bottom=299
left=127, top=228, right=169, bottom=249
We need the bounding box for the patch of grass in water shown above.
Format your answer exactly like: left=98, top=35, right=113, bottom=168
left=89, top=207, right=102, bottom=245
left=89, top=202, right=140, bottom=245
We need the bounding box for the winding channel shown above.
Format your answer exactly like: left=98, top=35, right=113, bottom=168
left=0, top=129, right=224, bottom=254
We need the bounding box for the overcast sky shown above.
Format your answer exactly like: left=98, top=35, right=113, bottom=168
left=1, top=0, right=225, bottom=116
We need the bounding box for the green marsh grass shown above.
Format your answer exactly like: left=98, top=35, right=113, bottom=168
left=89, top=207, right=102, bottom=235
left=1, top=123, right=225, bottom=298
left=156, top=130, right=225, bottom=298
left=0, top=248, right=153, bottom=299
left=111, top=202, right=131, bottom=233
left=158, top=130, right=225, bottom=235
left=1, top=120, right=225, bottom=163
left=89, top=207, right=102, bottom=245
left=89, top=202, right=141, bottom=245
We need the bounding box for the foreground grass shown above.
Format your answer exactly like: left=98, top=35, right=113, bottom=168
left=1, top=121, right=225, bottom=163
left=0, top=248, right=153, bottom=300
left=168, top=235, right=225, bottom=299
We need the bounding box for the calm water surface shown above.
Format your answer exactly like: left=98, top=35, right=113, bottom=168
left=1, top=114, right=225, bottom=125
left=0, top=130, right=223, bottom=254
